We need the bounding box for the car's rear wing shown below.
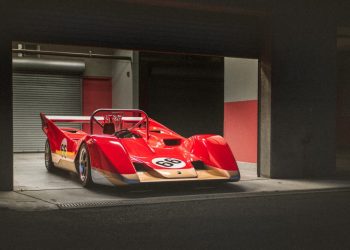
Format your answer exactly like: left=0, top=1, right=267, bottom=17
left=45, top=115, right=104, bottom=123
left=45, top=115, right=142, bottom=123
left=40, top=109, right=149, bottom=139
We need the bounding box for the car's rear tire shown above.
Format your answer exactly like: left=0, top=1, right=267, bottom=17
left=45, top=139, right=55, bottom=172
left=78, top=143, right=93, bottom=188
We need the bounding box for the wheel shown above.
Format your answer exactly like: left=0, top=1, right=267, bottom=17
left=45, top=139, right=55, bottom=172
left=78, top=144, right=93, bottom=187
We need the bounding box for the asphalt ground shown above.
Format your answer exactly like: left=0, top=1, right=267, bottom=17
left=0, top=189, right=350, bottom=250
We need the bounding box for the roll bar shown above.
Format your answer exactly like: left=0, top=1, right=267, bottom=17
left=90, top=109, right=149, bottom=140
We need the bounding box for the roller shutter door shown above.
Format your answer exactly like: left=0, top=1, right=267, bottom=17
left=13, top=73, right=81, bottom=152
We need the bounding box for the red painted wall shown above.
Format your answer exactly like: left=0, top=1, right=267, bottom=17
left=82, top=77, right=112, bottom=133
left=224, top=100, right=257, bottom=163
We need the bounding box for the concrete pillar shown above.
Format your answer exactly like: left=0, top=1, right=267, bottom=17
left=0, top=38, right=13, bottom=190
left=259, top=17, right=272, bottom=178
left=112, top=50, right=134, bottom=109
left=259, top=2, right=337, bottom=178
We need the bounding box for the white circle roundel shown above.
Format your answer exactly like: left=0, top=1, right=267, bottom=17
left=151, top=157, right=186, bottom=168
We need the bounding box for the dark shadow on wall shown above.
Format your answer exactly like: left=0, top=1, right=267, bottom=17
left=139, top=52, right=224, bottom=137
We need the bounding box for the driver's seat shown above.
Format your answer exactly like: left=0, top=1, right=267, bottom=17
left=103, top=123, right=115, bottom=135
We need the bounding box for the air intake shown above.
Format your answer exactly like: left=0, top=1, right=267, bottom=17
left=163, top=139, right=182, bottom=146
left=191, top=161, right=206, bottom=170
left=133, top=162, right=148, bottom=172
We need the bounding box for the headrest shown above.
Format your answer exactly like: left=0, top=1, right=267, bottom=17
left=103, top=123, right=115, bottom=135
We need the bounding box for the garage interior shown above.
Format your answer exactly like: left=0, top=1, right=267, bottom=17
left=12, top=42, right=259, bottom=191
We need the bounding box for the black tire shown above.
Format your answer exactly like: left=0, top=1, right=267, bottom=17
left=45, top=139, right=55, bottom=172
left=78, top=143, right=93, bottom=188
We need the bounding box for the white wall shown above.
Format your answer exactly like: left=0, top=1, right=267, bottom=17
left=224, top=57, right=258, bottom=102
left=112, top=50, right=134, bottom=108
left=132, top=51, right=139, bottom=109
left=83, top=58, right=113, bottom=77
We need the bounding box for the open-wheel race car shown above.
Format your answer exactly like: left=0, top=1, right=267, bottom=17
left=40, top=109, right=240, bottom=187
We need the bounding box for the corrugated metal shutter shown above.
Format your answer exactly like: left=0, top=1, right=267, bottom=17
left=13, top=73, right=81, bottom=152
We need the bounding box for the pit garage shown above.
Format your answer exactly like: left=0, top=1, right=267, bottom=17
left=0, top=1, right=349, bottom=202
left=12, top=42, right=260, bottom=196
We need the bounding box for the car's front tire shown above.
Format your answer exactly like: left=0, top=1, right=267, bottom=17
left=78, top=143, right=93, bottom=188
left=45, top=139, right=55, bottom=172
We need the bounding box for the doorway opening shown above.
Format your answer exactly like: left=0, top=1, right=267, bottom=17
left=224, top=58, right=259, bottom=179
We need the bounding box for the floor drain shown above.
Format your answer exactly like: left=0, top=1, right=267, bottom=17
left=58, top=200, right=130, bottom=209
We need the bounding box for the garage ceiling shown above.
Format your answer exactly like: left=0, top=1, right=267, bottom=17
left=4, top=1, right=265, bottom=58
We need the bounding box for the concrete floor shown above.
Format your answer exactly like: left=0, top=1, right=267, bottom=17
left=14, top=153, right=260, bottom=191
left=2, top=153, right=350, bottom=211
left=1, top=190, right=350, bottom=250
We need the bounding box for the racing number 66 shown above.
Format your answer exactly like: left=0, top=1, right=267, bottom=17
left=156, top=158, right=182, bottom=168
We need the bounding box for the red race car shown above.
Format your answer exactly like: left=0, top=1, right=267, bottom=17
left=40, top=109, right=240, bottom=187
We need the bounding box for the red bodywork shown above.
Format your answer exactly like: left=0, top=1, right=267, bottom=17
left=40, top=109, right=240, bottom=186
